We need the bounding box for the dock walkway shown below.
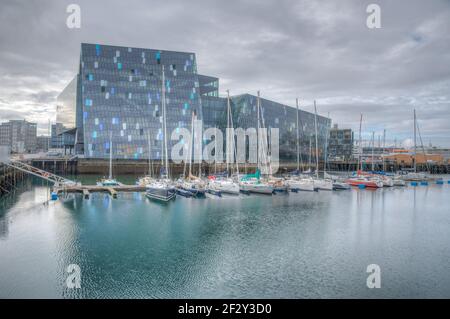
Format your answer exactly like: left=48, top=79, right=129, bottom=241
left=53, top=185, right=147, bottom=198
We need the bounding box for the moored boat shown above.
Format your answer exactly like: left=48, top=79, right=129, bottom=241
left=285, top=178, right=315, bottom=192
left=346, top=177, right=383, bottom=188
left=239, top=180, right=274, bottom=194
left=313, top=178, right=333, bottom=191
left=146, top=180, right=175, bottom=202
left=207, top=177, right=240, bottom=195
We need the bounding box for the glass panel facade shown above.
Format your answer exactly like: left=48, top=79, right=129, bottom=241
left=58, top=43, right=331, bottom=162
left=78, top=43, right=202, bottom=160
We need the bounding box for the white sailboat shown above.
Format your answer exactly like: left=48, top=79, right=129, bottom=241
left=398, top=109, right=428, bottom=181
left=285, top=98, right=315, bottom=192
left=239, top=91, right=273, bottom=195
left=312, top=101, right=333, bottom=191
left=137, top=132, right=156, bottom=186
left=97, top=131, right=120, bottom=186
left=146, top=65, right=175, bottom=202
left=176, top=110, right=207, bottom=197
left=207, top=90, right=240, bottom=195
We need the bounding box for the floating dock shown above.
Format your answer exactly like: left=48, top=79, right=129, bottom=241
left=53, top=185, right=146, bottom=198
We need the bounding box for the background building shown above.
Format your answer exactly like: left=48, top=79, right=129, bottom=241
left=36, top=135, right=50, bottom=152
left=57, top=43, right=331, bottom=162
left=0, top=120, right=37, bottom=153
left=327, top=124, right=353, bottom=161
left=384, top=153, right=444, bottom=165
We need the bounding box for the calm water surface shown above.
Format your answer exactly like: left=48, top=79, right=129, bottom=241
left=1, top=175, right=450, bottom=298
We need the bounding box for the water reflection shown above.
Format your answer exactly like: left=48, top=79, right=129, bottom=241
left=1, top=177, right=450, bottom=298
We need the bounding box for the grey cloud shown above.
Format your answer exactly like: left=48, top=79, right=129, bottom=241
left=0, top=0, right=449, bottom=145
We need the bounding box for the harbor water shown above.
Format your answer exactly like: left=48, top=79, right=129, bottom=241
left=1, top=175, right=450, bottom=298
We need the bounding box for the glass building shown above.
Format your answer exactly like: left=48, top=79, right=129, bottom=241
left=57, top=43, right=331, bottom=162
left=327, top=124, right=354, bottom=161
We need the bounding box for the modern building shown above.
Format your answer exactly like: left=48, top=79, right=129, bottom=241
left=50, top=123, right=67, bottom=148
left=327, top=124, right=353, bottom=161
left=425, top=146, right=450, bottom=162
left=57, top=43, right=331, bottom=162
left=36, top=135, right=50, bottom=152
left=0, top=120, right=37, bottom=153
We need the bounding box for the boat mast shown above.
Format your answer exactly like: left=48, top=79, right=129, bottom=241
left=416, top=114, right=429, bottom=172
left=188, top=111, right=194, bottom=177
left=109, top=131, right=113, bottom=179
left=214, top=125, right=217, bottom=174
left=324, top=112, right=329, bottom=175
left=314, top=100, right=319, bottom=179
left=358, top=113, right=363, bottom=171
left=296, top=98, right=300, bottom=172
left=382, top=129, right=386, bottom=172
left=198, top=112, right=201, bottom=179
left=226, top=90, right=230, bottom=175
left=227, top=90, right=239, bottom=178
left=309, top=136, right=312, bottom=171
left=148, top=132, right=152, bottom=178
left=413, top=109, right=417, bottom=173
left=256, top=91, right=260, bottom=172
left=371, top=131, right=375, bottom=171
left=161, top=65, right=169, bottom=179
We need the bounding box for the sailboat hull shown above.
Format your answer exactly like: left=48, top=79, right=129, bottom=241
left=286, top=179, right=315, bottom=192
left=208, top=180, right=240, bottom=195
left=240, top=182, right=274, bottom=194
left=313, top=179, right=333, bottom=191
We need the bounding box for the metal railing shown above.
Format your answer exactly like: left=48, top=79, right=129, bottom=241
left=2, top=160, right=77, bottom=187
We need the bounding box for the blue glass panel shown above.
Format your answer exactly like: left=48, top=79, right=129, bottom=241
left=95, top=44, right=101, bottom=56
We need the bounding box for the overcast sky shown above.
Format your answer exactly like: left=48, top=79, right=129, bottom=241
left=0, top=0, right=449, bottom=147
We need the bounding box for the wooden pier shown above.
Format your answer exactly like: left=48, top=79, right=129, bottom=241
left=53, top=185, right=147, bottom=199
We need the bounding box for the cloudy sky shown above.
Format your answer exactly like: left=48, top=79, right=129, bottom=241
left=0, top=0, right=449, bottom=147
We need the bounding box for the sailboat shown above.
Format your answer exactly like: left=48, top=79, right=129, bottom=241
left=97, top=131, right=120, bottom=186
left=207, top=90, right=240, bottom=195
left=398, top=109, right=427, bottom=182
left=239, top=91, right=274, bottom=195
left=321, top=126, right=350, bottom=190
left=285, top=98, right=315, bottom=192
left=176, top=110, right=207, bottom=197
left=146, top=65, right=175, bottom=202
left=312, top=101, right=333, bottom=191
left=137, top=132, right=156, bottom=186
left=345, top=114, right=383, bottom=188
